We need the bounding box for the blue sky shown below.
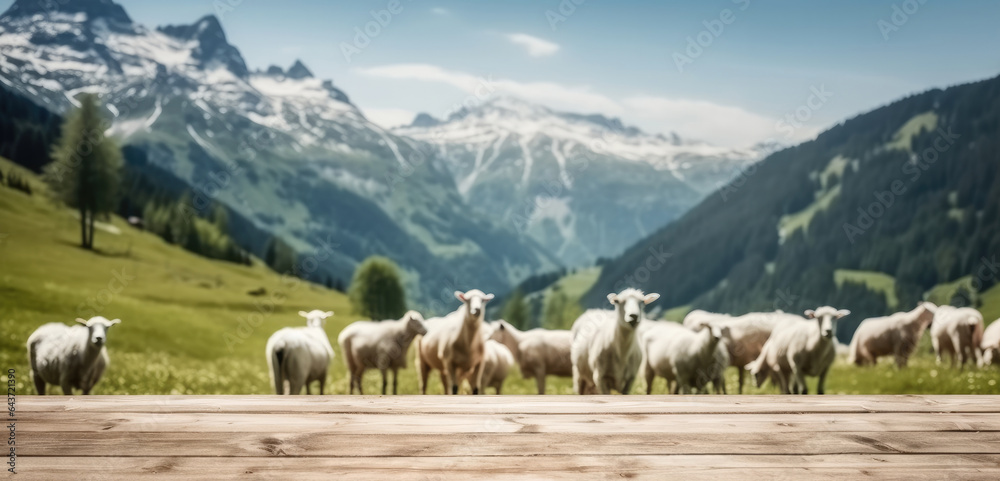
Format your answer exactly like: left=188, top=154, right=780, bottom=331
left=4, top=0, right=1000, bottom=147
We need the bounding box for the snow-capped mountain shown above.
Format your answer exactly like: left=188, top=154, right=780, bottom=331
left=0, top=0, right=558, bottom=305
left=396, top=96, right=760, bottom=265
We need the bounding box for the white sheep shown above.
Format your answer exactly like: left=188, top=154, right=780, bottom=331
left=415, top=289, right=494, bottom=395
left=338, top=310, right=428, bottom=395
left=641, top=321, right=729, bottom=394
left=930, top=305, right=984, bottom=369
left=981, top=320, right=1000, bottom=367
left=487, top=320, right=573, bottom=394
left=266, top=310, right=335, bottom=395
left=745, top=306, right=850, bottom=394
left=685, top=310, right=804, bottom=393
left=848, top=302, right=936, bottom=368
left=570, top=288, right=659, bottom=395
left=27, top=316, right=121, bottom=395
left=463, top=339, right=516, bottom=394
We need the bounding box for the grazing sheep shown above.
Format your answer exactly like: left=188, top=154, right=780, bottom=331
left=745, top=306, right=850, bottom=395
left=27, top=316, right=121, bottom=395
left=463, top=339, right=516, bottom=394
left=338, top=311, right=428, bottom=395
left=981, top=320, right=1000, bottom=367
left=641, top=321, right=729, bottom=394
left=686, top=310, right=804, bottom=393
left=930, top=306, right=985, bottom=369
left=416, top=289, right=494, bottom=395
left=487, top=320, right=573, bottom=394
left=266, top=310, right=335, bottom=395
left=570, top=288, right=659, bottom=395
left=848, top=302, right=936, bottom=368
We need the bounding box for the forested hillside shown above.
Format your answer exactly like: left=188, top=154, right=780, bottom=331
left=586, top=74, right=1000, bottom=339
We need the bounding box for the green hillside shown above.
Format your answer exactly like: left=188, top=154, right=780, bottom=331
left=586, top=74, right=1000, bottom=335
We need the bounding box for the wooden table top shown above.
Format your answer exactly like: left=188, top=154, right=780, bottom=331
left=11, top=395, right=1000, bottom=480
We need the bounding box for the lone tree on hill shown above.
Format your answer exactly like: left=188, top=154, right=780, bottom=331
left=43, top=93, right=122, bottom=249
left=349, top=256, right=407, bottom=320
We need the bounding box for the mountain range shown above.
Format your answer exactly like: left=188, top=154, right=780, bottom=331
left=0, top=0, right=761, bottom=306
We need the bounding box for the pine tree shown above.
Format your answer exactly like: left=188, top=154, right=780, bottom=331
left=43, top=94, right=122, bottom=249
left=349, top=256, right=407, bottom=320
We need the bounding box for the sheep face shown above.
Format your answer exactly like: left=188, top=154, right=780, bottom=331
left=985, top=348, right=997, bottom=366
left=75, top=316, right=121, bottom=347
left=405, top=311, right=428, bottom=335
left=804, top=306, right=851, bottom=339
left=744, top=358, right=768, bottom=388
left=454, top=289, right=494, bottom=319
left=299, top=310, right=334, bottom=327
left=607, top=288, right=659, bottom=329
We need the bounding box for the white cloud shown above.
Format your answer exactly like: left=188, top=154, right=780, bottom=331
left=363, top=108, right=417, bottom=129
left=355, top=63, right=793, bottom=148
left=431, top=7, right=450, bottom=16
left=622, top=96, right=781, bottom=147
left=355, top=63, right=620, bottom=115
left=506, top=33, right=560, bottom=57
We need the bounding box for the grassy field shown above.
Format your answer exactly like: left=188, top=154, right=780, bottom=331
left=1, top=157, right=998, bottom=395
left=835, top=269, right=899, bottom=309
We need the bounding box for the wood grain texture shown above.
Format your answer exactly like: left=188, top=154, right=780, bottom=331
left=10, top=395, right=1000, bottom=480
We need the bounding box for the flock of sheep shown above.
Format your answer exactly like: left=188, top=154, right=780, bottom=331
left=24, top=287, right=1000, bottom=395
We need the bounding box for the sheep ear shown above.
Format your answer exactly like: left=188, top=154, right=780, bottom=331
left=109, top=319, right=121, bottom=326
left=922, top=302, right=937, bottom=313
left=804, top=310, right=816, bottom=319
left=643, top=293, right=660, bottom=305
left=607, top=293, right=618, bottom=305
left=499, top=322, right=506, bottom=331
left=75, top=318, right=88, bottom=325
left=483, top=293, right=495, bottom=302
left=836, top=309, right=851, bottom=318
left=298, top=311, right=309, bottom=318
left=454, top=291, right=466, bottom=302
left=325, top=311, right=334, bottom=317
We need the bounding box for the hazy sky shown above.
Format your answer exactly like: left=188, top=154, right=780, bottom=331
left=3, top=0, right=999, bottom=147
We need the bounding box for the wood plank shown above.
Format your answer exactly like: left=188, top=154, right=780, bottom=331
left=13, top=455, right=1000, bottom=481
left=19, top=431, right=1000, bottom=457
left=18, top=395, right=1000, bottom=414
left=16, top=411, right=1000, bottom=434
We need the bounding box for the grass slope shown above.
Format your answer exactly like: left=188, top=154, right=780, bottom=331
left=835, top=269, right=899, bottom=309
left=1, top=158, right=997, bottom=395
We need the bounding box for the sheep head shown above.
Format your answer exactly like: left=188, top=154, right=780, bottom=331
left=607, top=288, right=659, bottom=329
left=404, top=310, right=428, bottom=335
left=744, top=357, right=769, bottom=388
left=75, top=316, right=121, bottom=347
left=454, top=289, right=494, bottom=321
left=804, top=306, right=850, bottom=339
left=299, top=310, right=334, bottom=327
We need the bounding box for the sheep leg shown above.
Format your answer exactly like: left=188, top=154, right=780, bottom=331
left=737, top=368, right=745, bottom=394
left=471, top=361, right=484, bottom=395
left=932, top=336, right=942, bottom=365
left=535, top=374, right=546, bottom=395
left=417, top=361, right=429, bottom=395
left=305, top=383, right=312, bottom=395
left=643, top=364, right=655, bottom=395
left=32, top=372, right=45, bottom=396
left=774, top=370, right=789, bottom=395
left=319, top=373, right=326, bottom=395
left=572, top=366, right=584, bottom=395
left=392, top=369, right=399, bottom=395
left=380, top=368, right=388, bottom=395
left=817, top=365, right=830, bottom=395
left=622, top=376, right=634, bottom=395
left=796, top=372, right=808, bottom=395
